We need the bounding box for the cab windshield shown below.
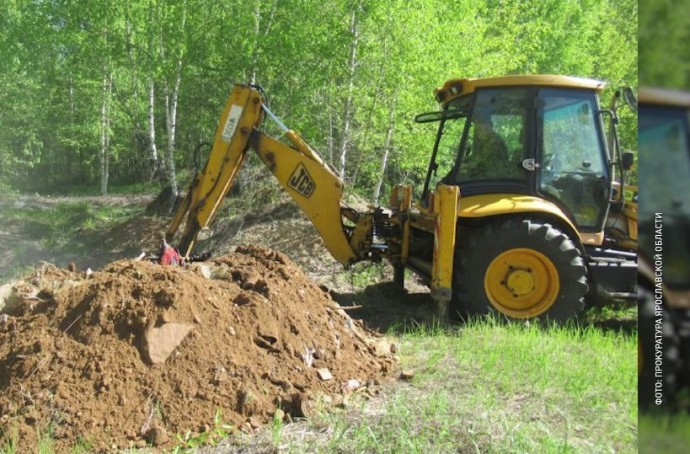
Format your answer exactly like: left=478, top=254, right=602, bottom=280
left=537, top=89, right=610, bottom=230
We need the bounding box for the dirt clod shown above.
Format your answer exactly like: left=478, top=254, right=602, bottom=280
left=146, top=426, right=170, bottom=446
left=0, top=247, right=397, bottom=451
left=399, top=370, right=415, bottom=380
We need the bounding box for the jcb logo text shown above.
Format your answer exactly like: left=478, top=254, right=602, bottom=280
left=289, top=164, right=316, bottom=198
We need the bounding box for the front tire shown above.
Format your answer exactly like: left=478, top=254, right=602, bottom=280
left=452, top=218, right=588, bottom=321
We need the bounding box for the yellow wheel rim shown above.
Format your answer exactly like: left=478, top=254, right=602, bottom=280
left=484, top=248, right=560, bottom=318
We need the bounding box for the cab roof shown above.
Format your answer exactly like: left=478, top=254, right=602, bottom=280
left=435, top=75, right=606, bottom=105
left=639, top=87, right=690, bottom=107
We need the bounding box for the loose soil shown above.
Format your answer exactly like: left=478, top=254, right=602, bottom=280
left=0, top=245, right=398, bottom=452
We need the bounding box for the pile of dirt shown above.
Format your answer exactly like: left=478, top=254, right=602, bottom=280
left=0, top=245, right=398, bottom=451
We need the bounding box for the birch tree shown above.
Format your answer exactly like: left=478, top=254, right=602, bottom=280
left=373, top=96, right=396, bottom=205
left=337, top=0, right=362, bottom=179
left=249, top=0, right=279, bottom=85
left=100, top=72, right=112, bottom=195
left=146, top=0, right=190, bottom=201
left=147, top=80, right=159, bottom=177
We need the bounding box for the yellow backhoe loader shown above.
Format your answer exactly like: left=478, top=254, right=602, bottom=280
left=166, top=75, right=637, bottom=321
left=638, top=87, right=690, bottom=410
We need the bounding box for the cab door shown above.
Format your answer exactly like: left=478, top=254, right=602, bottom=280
left=536, top=89, right=611, bottom=232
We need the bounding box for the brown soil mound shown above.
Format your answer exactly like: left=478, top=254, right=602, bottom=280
left=0, top=245, right=397, bottom=451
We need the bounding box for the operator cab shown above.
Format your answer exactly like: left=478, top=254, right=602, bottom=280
left=418, top=75, right=612, bottom=233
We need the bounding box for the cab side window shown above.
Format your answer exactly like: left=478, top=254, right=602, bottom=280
left=455, top=89, right=528, bottom=182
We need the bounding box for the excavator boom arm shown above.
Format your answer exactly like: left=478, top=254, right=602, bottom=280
left=166, top=84, right=366, bottom=264
left=167, top=85, right=261, bottom=256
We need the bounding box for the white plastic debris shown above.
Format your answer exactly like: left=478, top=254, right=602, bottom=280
left=342, top=378, right=361, bottom=393
left=302, top=347, right=315, bottom=367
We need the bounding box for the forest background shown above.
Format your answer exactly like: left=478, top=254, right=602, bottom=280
left=0, top=0, right=637, bottom=201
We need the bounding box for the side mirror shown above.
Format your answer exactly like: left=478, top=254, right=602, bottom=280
left=414, top=108, right=465, bottom=123
left=622, top=87, right=637, bottom=112
left=414, top=111, right=445, bottom=123
left=621, top=151, right=634, bottom=171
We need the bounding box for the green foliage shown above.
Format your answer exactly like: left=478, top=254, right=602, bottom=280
left=639, top=0, right=690, bottom=88
left=0, top=0, right=636, bottom=198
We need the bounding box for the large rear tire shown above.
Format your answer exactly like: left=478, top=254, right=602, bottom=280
left=451, top=218, right=588, bottom=321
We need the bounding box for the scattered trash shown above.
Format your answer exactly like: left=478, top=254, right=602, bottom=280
left=302, top=347, right=316, bottom=367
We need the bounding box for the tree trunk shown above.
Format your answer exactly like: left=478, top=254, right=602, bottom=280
left=249, top=0, right=260, bottom=85
left=327, top=83, right=335, bottom=164
left=147, top=79, right=159, bottom=178
left=99, top=72, right=112, bottom=196
left=337, top=3, right=360, bottom=179
left=352, top=29, right=389, bottom=188
left=373, top=96, right=396, bottom=205
left=249, top=0, right=278, bottom=85
left=163, top=64, right=181, bottom=200
left=159, top=0, right=187, bottom=205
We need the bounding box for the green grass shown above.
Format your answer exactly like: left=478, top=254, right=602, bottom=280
left=0, top=427, right=56, bottom=454
left=580, top=299, right=637, bottom=326
left=0, top=432, right=17, bottom=454
left=639, top=413, right=690, bottom=453
left=0, top=198, right=146, bottom=281
left=171, top=410, right=234, bottom=453
left=271, top=409, right=285, bottom=449
left=274, top=317, right=637, bottom=453
left=36, top=427, right=55, bottom=454
left=347, top=262, right=389, bottom=288
left=38, top=182, right=162, bottom=197
left=4, top=201, right=141, bottom=238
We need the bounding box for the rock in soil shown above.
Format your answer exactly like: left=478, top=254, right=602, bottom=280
left=316, top=368, right=333, bottom=381
left=142, top=322, right=194, bottom=364
left=0, top=246, right=397, bottom=451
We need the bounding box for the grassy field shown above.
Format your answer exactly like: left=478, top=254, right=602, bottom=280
left=1, top=194, right=639, bottom=453
left=0, top=195, right=155, bottom=282
left=206, top=316, right=636, bottom=454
